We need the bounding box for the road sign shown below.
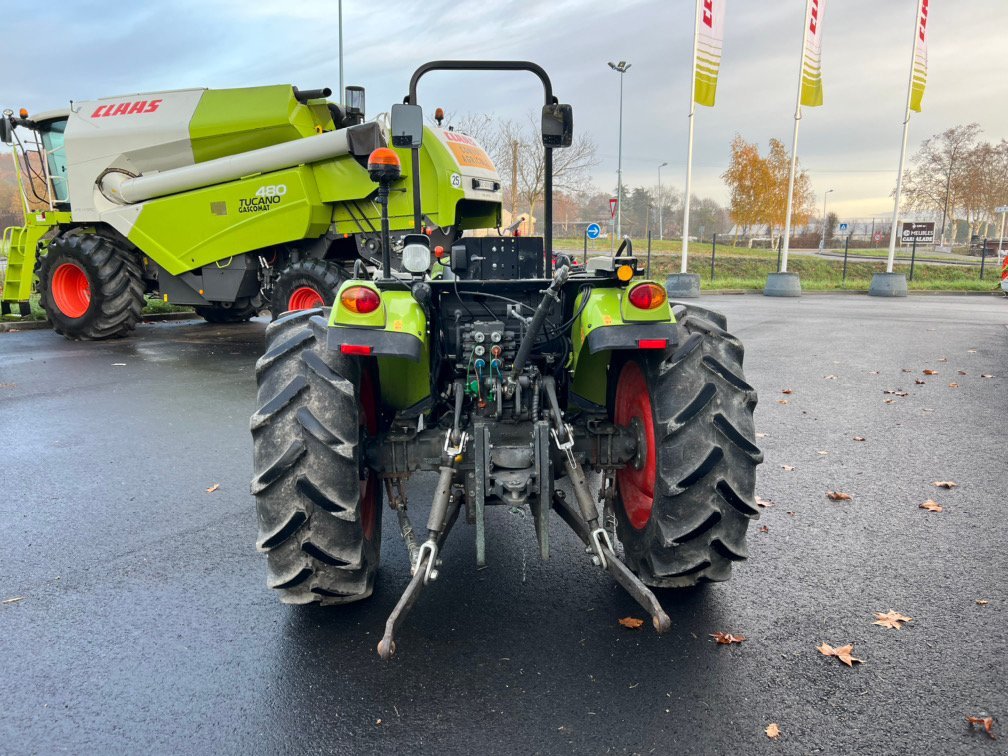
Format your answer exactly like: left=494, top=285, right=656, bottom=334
left=900, top=221, right=935, bottom=244
left=839, top=222, right=848, bottom=232
left=873, top=231, right=883, bottom=243
left=609, top=198, right=617, bottom=218
left=586, top=223, right=601, bottom=239
left=996, top=205, right=1008, bottom=214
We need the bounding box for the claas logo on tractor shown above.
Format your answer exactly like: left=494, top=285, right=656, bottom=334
left=244, top=61, right=763, bottom=660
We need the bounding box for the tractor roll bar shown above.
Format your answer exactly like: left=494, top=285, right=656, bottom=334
left=405, top=60, right=558, bottom=277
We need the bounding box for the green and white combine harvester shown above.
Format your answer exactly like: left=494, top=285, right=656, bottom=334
left=247, top=61, right=763, bottom=658
left=1, top=80, right=499, bottom=333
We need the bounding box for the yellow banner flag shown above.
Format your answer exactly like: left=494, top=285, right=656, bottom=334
left=800, top=0, right=826, bottom=107
left=910, top=0, right=929, bottom=112
left=694, top=0, right=726, bottom=107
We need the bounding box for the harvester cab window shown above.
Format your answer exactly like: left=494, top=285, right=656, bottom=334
left=40, top=119, right=69, bottom=204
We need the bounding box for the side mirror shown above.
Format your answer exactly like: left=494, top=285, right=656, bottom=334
left=0, top=113, right=11, bottom=145
left=391, top=103, right=424, bottom=148
left=344, top=85, right=365, bottom=124
left=401, top=233, right=431, bottom=274
left=541, top=103, right=573, bottom=148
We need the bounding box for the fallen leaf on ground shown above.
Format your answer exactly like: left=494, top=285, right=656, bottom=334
left=618, top=617, right=644, bottom=629
left=824, top=374, right=837, bottom=380
left=883, top=398, right=895, bottom=404
left=968, top=349, right=977, bottom=353
left=868, top=370, right=880, bottom=375
left=766, top=723, right=781, bottom=739
left=981, top=373, right=994, bottom=379
left=957, top=370, right=967, bottom=376
left=901, top=368, right=912, bottom=373
left=938, top=356, right=948, bottom=362
left=948, top=382, right=959, bottom=389
left=976, top=599, right=989, bottom=606
left=826, top=491, right=852, bottom=501
left=777, top=399, right=789, bottom=405
left=756, top=432, right=768, bottom=438
left=2, top=596, right=25, bottom=605
left=756, top=496, right=774, bottom=508
left=915, top=379, right=926, bottom=385
left=965, top=715, right=996, bottom=739
left=883, top=389, right=909, bottom=397
left=874, top=610, right=912, bottom=629
left=919, top=500, right=943, bottom=512
left=759, top=525, right=769, bottom=533
left=786, top=511, right=796, bottom=516
left=853, top=436, right=866, bottom=442
left=206, top=483, right=220, bottom=494
left=0, top=383, right=15, bottom=389
left=817, top=450, right=829, bottom=456
left=923, top=369, right=938, bottom=375
left=933, top=481, right=957, bottom=489
left=710, top=631, right=746, bottom=645
left=781, top=465, right=795, bottom=472
left=781, top=388, right=793, bottom=395
left=818, top=642, right=864, bottom=667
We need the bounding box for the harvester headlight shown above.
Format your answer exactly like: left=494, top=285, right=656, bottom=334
left=340, top=286, right=382, bottom=314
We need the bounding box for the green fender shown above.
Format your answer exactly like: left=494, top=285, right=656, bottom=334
left=327, top=282, right=431, bottom=411
left=569, top=281, right=676, bottom=406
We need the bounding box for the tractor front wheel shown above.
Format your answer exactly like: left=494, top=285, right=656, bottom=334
left=271, top=260, right=347, bottom=318
left=37, top=232, right=145, bottom=340
left=250, top=308, right=382, bottom=604
left=611, top=305, right=763, bottom=587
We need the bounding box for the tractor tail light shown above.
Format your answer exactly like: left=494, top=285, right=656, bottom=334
left=340, top=286, right=381, bottom=314
left=638, top=339, right=668, bottom=350
left=627, top=283, right=667, bottom=310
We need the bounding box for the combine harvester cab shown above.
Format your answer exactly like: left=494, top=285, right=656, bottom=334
left=0, top=83, right=502, bottom=337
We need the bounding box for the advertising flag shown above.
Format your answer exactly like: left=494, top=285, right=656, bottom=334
left=910, top=0, right=929, bottom=112
left=694, top=0, right=726, bottom=107
left=800, top=0, right=826, bottom=107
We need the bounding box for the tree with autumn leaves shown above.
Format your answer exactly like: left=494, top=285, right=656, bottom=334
left=722, top=135, right=815, bottom=245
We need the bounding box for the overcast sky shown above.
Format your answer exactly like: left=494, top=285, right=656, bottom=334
left=5, top=0, right=1007, bottom=220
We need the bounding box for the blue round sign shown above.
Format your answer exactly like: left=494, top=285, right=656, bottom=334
left=586, top=223, right=601, bottom=239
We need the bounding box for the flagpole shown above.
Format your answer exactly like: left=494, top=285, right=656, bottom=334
left=681, top=0, right=701, bottom=273
left=780, top=0, right=813, bottom=274
left=886, top=0, right=923, bottom=273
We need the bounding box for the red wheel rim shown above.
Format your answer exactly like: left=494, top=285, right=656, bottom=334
left=614, top=361, right=657, bottom=530
left=51, top=262, right=91, bottom=319
left=359, top=369, right=379, bottom=541
left=288, top=286, right=325, bottom=311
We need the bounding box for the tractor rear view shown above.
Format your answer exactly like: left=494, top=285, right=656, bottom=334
left=249, top=61, right=762, bottom=658
left=1, top=82, right=501, bottom=336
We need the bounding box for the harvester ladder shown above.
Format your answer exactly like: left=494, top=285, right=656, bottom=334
left=1, top=225, right=33, bottom=316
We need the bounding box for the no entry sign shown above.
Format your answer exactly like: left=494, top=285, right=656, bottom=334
left=901, top=222, right=935, bottom=244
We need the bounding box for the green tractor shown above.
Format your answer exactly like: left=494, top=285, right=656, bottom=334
left=250, top=61, right=762, bottom=658
left=1, top=81, right=499, bottom=335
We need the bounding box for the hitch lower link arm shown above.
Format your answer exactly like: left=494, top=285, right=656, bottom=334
left=377, top=427, right=466, bottom=660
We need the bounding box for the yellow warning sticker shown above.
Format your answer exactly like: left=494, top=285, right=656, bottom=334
left=441, top=130, right=495, bottom=171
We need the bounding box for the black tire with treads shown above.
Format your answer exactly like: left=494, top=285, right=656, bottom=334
left=271, top=260, right=347, bottom=319
left=250, top=308, right=382, bottom=604
left=37, top=231, right=145, bottom=340
left=611, top=305, right=762, bottom=587
left=195, top=300, right=258, bottom=323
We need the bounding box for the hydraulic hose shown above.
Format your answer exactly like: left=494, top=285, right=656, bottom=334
left=509, top=265, right=569, bottom=382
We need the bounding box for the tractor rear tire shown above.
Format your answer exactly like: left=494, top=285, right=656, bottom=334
left=250, top=308, right=383, bottom=604
left=37, top=232, right=145, bottom=340
left=272, top=260, right=347, bottom=318
left=611, top=307, right=762, bottom=587
left=195, top=300, right=258, bottom=324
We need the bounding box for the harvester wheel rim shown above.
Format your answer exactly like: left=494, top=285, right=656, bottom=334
left=614, top=361, right=657, bottom=530
left=359, top=367, right=379, bottom=541
left=288, top=286, right=325, bottom=311
left=51, top=262, right=91, bottom=319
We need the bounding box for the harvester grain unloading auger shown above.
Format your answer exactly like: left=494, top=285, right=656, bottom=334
left=249, top=61, right=762, bottom=659
left=1, top=81, right=502, bottom=335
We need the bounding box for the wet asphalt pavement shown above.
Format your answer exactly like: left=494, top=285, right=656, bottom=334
left=1, top=294, right=1005, bottom=755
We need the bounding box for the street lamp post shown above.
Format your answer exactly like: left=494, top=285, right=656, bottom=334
left=338, top=1, right=344, bottom=100
left=819, top=188, right=834, bottom=250
left=657, top=161, right=668, bottom=241
left=608, top=60, right=631, bottom=242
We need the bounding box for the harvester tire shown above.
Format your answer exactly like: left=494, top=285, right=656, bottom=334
left=195, top=300, right=258, bottom=324
left=250, top=308, right=383, bottom=604
left=272, top=260, right=347, bottom=317
left=610, top=307, right=762, bottom=587
left=37, top=232, right=145, bottom=340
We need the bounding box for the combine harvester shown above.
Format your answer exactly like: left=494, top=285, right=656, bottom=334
left=0, top=83, right=501, bottom=337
